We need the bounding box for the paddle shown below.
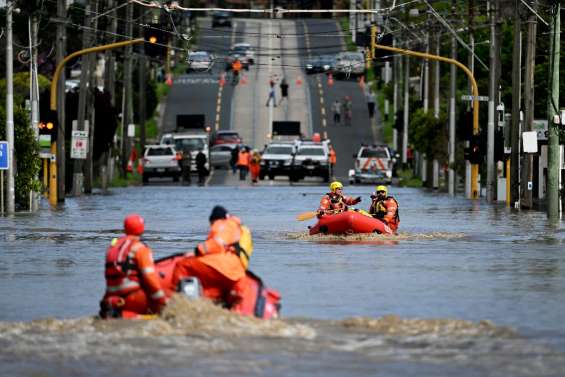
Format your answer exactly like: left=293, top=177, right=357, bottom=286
left=296, top=211, right=318, bottom=221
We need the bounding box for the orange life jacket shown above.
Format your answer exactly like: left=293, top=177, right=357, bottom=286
left=104, top=236, right=165, bottom=303
left=319, top=192, right=357, bottom=215
left=369, top=196, right=400, bottom=230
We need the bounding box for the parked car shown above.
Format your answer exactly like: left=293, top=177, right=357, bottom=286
left=142, top=145, right=181, bottom=183
left=211, top=130, right=242, bottom=146
left=210, top=143, right=249, bottom=169
left=186, top=51, right=213, bottom=73
left=291, top=140, right=331, bottom=182
left=305, top=54, right=335, bottom=74
left=349, top=144, right=393, bottom=184
left=211, top=11, right=232, bottom=28
left=259, top=141, right=298, bottom=180
left=333, top=51, right=365, bottom=78
left=232, top=43, right=255, bottom=65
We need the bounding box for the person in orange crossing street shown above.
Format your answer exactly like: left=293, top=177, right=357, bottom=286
left=237, top=146, right=251, bottom=181
left=231, top=58, right=242, bottom=84
left=249, top=149, right=262, bottom=184
left=100, top=214, right=167, bottom=318
left=328, top=145, right=337, bottom=177
left=318, top=181, right=361, bottom=217
left=368, top=185, right=400, bottom=233
left=171, top=206, right=247, bottom=306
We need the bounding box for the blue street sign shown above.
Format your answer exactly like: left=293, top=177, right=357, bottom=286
left=0, top=142, right=9, bottom=170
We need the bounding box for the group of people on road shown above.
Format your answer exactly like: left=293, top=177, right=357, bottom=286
left=332, top=96, right=353, bottom=126
left=179, top=149, right=208, bottom=186
left=318, top=181, right=399, bottom=232
left=100, top=206, right=252, bottom=319
left=230, top=145, right=262, bottom=183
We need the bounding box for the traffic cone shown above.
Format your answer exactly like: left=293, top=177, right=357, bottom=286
left=127, top=159, right=133, bottom=173
left=358, top=75, right=365, bottom=89
left=296, top=76, right=302, bottom=86
left=137, top=158, right=144, bottom=175
left=165, top=74, right=173, bottom=87
left=327, top=73, right=334, bottom=87
left=219, top=72, right=226, bottom=87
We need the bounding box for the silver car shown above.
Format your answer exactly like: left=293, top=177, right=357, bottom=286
left=187, top=51, right=213, bottom=73
left=333, top=52, right=365, bottom=78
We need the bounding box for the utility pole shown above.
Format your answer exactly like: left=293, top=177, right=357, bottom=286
left=139, top=15, right=147, bottom=152
left=56, top=0, right=66, bottom=202
left=510, top=0, right=522, bottom=206
left=102, top=0, right=118, bottom=192
left=423, top=31, right=429, bottom=113
left=403, top=55, right=409, bottom=165
left=547, top=1, right=560, bottom=221
left=121, top=2, right=134, bottom=177
left=486, top=0, right=497, bottom=203
left=30, top=13, right=40, bottom=211
left=520, top=3, right=537, bottom=209
left=5, top=1, right=15, bottom=214
left=450, top=0, right=458, bottom=197
left=392, top=37, right=399, bottom=151
left=74, top=0, right=93, bottom=196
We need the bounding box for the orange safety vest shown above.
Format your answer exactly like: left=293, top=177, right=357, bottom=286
left=104, top=236, right=166, bottom=304
left=196, top=216, right=246, bottom=282
left=369, top=196, right=400, bottom=231
left=329, top=148, right=336, bottom=165
left=237, top=151, right=250, bottom=167
left=232, top=60, right=242, bottom=72
left=319, top=192, right=357, bottom=215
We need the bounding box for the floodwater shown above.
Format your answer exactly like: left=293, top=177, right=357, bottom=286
left=1, top=184, right=565, bottom=376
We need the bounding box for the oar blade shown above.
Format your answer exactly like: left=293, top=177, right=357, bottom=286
left=296, top=211, right=317, bottom=221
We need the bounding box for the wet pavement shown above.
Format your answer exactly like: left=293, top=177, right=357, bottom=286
left=1, top=184, right=565, bottom=376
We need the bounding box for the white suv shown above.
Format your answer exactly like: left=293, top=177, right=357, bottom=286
left=291, top=140, right=331, bottom=182
left=349, top=145, right=393, bottom=184
left=142, top=145, right=181, bottom=183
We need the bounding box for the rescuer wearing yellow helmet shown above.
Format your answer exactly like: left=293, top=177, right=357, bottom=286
left=368, top=185, right=400, bottom=232
left=318, top=181, right=361, bottom=217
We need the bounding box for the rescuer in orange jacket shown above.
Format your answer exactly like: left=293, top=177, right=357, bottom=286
left=100, top=214, right=167, bottom=318
left=328, top=145, right=337, bottom=177
left=171, top=206, right=248, bottom=306
left=318, top=181, right=361, bottom=217
left=368, top=185, right=400, bottom=232
left=237, top=147, right=251, bottom=181
left=249, top=150, right=261, bottom=183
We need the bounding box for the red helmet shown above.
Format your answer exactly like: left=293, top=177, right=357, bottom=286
left=124, top=214, right=145, bottom=236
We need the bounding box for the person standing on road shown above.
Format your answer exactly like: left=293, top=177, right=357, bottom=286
left=366, top=91, right=376, bottom=119
left=265, top=79, right=277, bottom=107
left=99, top=214, right=167, bottom=318
left=249, top=150, right=262, bottom=184
left=368, top=185, right=400, bottom=233
left=237, top=147, right=251, bottom=181
left=230, top=145, right=239, bottom=174
left=343, top=96, right=353, bottom=126
left=331, top=100, right=341, bottom=125
left=180, top=150, right=192, bottom=185
left=318, top=181, right=361, bottom=217
left=231, top=58, right=242, bottom=85
left=279, top=77, right=289, bottom=105
left=328, top=145, right=337, bottom=178
left=195, top=149, right=208, bottom=186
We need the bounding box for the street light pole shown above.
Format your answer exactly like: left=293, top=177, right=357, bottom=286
left=5, top=1, right=15, bottom=214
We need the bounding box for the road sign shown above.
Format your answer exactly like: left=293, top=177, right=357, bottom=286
left=71, top=130, right=88, bottom=159
left=460, top=95, right=489, bottom=102
left=0, top=141, right=8, bottom=170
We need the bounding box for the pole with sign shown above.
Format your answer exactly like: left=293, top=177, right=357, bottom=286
left=0, top=141, right=9, bottom=215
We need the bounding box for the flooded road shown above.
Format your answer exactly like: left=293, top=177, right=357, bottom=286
left=1, top=185, right=565, bottom=376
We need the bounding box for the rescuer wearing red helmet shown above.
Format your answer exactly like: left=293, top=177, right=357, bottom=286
left=99, top=214, right=167, bottom=318
left=171, top=206, right=249, bottom=307
left=318, top=181, right=361, bottom=217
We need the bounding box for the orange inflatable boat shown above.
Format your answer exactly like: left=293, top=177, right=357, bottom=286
left=308, top=211, right=393, bottom=235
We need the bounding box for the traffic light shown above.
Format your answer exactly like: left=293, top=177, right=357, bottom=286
left=143, top=24, right=169, bottom=58
left=38, top=109, right=58, bottom=140
left=374, top=33, right=393, bottom=61
left=464, top=134, right=483, bottom=165
left=494, top=127, right=505, bottom=162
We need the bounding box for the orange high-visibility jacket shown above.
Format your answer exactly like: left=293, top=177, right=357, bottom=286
left=196, top=216, right=246, bottom=281
left=318, top=193, right=358, bottom=216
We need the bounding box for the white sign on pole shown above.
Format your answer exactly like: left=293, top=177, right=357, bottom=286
left=128, top=124, right=136, bottom=138
left=522, top=131, right=538, bottom=154
left=460, top=95, right=490, bottom=102
left=71, top=130, right=89, bottom=159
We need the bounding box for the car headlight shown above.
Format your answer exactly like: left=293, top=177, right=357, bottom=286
left=323, top=64, right=330, bottom=70
left=306, top=64, right=313, bottom=69
left=283, top=159, right=292, bottom=166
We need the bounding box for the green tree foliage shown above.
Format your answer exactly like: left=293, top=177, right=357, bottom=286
left=409, top=108, right=448, bottom=162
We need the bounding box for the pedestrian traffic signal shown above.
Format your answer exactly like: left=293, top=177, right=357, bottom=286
left=143, top=25, right=169, bottom=58
left=464, top=134, right=483, bottom=165
left=38, top=109, right=58, bottom=140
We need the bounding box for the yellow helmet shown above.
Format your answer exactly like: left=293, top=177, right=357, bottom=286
left=329, top=181, right=343, bottom=192
left=376, top=185, right=388, bottom=195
